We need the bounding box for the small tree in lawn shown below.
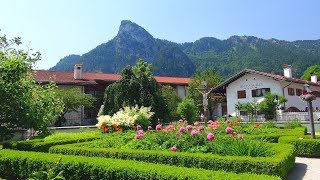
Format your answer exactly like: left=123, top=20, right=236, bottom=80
left=258, top=92, right=287, bottom=120
left=55, top=88, right=96, bottom=126
left=177, top=98, right=198, bottom=123
left=0, top=32, right=64, bottom=140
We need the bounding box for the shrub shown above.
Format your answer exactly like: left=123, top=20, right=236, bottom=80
left=283, top=120, right=302, bottom=129
left=177, top=98, right=198, bottom=123
left=49, top=142, right=295, bottom=178
left=0, top=149, right=280, bottom=180
left=3, top=131, right=102, bottom=152
left=279, top=135, right=320, bottom=157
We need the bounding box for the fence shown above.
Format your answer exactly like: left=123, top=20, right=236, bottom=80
left=240, top=112, right=320, bottom=122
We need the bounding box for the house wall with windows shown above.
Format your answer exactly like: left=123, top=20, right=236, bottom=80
left=226, top=73, right=320, bottom=116
left=226, top=73, right=283, bottom=116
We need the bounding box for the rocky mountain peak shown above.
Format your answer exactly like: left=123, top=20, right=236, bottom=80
left=117, top=20, right=155, bottom=43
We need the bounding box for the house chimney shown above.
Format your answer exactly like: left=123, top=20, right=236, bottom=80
left=74, top=64, right=83, bottom=79
left=311, top=74, right=318, bottom=83
left=283, top=64, right=292, bottom=78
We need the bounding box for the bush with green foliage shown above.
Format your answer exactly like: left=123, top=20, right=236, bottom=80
left=0, top=33, right=64, bottom=141
left=258, top=93, right=287, bottom=120
left=50, top=142, right=294, bottom=178
left=301, top=65, right=320, bottom=80
left=160, top=85, right=182, bottom=120
left=3, top=131, right=102, bottom=152
left=55, top=87, right=95, bottom=126
left=283, top=120, right=302, bottom=129
left=103, top=59, right=169, bottom=124
left=0, top=149, right=280, bottom=180
left=177, top=98, right=198, bottom=123
left=279, top=135, right=320, bottom=157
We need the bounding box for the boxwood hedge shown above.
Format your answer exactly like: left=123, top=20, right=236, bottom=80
left=49, top=142, right=295, bottom=178
left=278, top=135, right=320, bottom=157
left=0, top=149, right=280, bottom=180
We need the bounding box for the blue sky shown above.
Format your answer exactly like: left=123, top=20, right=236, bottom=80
left=1, top=0, right=319, bottom=69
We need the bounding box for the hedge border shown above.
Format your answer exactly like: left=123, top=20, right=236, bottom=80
left=2, top=136, right=99, bottom=152
left=247, top=127, right=307, bottom=143
left=49, top=142, right=295, bottom=178
left=0, top=149, right=280, bottom=180
left=278, top=135, right=320, bottom=157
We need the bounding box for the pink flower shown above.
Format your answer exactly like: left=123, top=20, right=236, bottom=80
left=171, top=146, right=178, bottom=152
left=186, top=125, right=193, bottom=131
left=225, top=127, right=233, bottom=134
left=207, top=120, right=214, bottom=124
left=179, top=127, right=185, bottom=133
left=179, top=119, right=184, bottom=123
left=184, top=120, right=188, bottom=124
left=198, top=126, right=204, bottom=131
left=232, top=131, right=237, bottom=137
left=135, top=134, right=142, bottom=140
left=138, top=129, right=144, bottom=135
left=226, top=120, right=230, bottom=124
left=156, top=124, right=162, bottom=130
left=207, top=132, right=214, bottom=141
left=136, top=125, right=142, bottom=130
left=191, top=130, right=199, bottom=136
left=237, top=134, right=244, bottom=140
left=147, top=126, right=153, bottom=130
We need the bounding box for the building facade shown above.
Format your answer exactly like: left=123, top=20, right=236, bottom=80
left=213, top=66, right=320, bottom=117
left=35, top=64, right=190, bottom=125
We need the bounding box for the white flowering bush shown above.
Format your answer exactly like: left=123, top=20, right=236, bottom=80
left=96, top=105, right=154, bottom=132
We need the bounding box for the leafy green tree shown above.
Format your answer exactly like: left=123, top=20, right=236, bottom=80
left=161, top=85, right=182, bottom=120
left=103, top=59, right=169, bottom=124
left=258, top=92, right=287, bottom=120
left=177, top=98, right=198, bottom=123
left=0, top=33, right=64, bottom=141
left=55, top=88, right=96, bottom=126
left=187, top=68, right=224, bottom=114
left=238, top=101, right=259, bottom=120
left=301, top=65, right=320, bottom=80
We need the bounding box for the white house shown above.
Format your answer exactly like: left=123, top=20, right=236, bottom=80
left=212, top=65, right=320, bottom=117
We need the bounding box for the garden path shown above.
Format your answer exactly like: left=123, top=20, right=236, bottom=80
left=286, top=157, right=320, bottom=180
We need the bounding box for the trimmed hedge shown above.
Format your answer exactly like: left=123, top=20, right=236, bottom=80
left=49, top=142, right=295, bottom=178
left=0, top=149, right=280, bottom=180
left=279, top=135, right=320, bottom=157
left=247, top=127, right=307, bottom=143
left=2, top=136, right=99, bottom=152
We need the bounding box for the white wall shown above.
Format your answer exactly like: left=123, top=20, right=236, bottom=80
left=226, top=74, right=282, bottom=116
left=281, top=82, right=320, bottom=111
left=176, top=85, right=186, bottom=98
left=226, top=73, right=320, bottom=116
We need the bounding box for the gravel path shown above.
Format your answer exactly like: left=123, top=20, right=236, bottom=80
left=286, top=157, right=320, bottom=180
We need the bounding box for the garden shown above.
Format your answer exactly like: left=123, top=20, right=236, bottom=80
left=1, top=33, right=320, bottom=180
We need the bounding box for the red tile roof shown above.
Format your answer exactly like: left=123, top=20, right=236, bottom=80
left=34, top=70, right=190, bottom=86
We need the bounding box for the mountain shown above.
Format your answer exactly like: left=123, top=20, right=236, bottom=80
left=50, top=20, right=195, bottom=77
left=51, top=20, right=320, bottom=78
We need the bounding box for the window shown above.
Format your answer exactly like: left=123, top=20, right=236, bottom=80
left=288, top=88, right=295, bottom=96
left=296, top=89, right=302, bottom=96
left=237, top=90, right=246, bottom=99
left=252, top=88, right=270, bottom=97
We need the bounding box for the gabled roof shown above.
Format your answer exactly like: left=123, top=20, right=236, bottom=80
left=213, top=69, right=320, bottom=92
left=34, top=70, right=190, bottom=86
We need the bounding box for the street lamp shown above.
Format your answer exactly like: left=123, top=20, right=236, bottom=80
left=196, top=81, right=213, bottom=123
left=302, top=84, right=316, bottom=139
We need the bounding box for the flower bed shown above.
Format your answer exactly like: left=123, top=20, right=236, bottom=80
left=0, top=149, right=280, bottom=180
left=2, top=131, right=102, bottom=152
left=49, top=141, right=295, bottom=178
left=278, top=135, right=320, bottom=157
